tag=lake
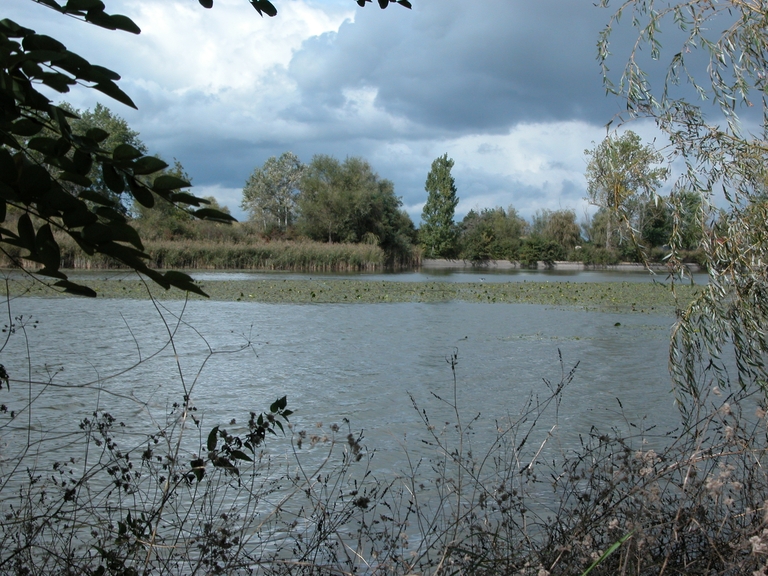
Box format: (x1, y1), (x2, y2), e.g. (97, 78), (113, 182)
(0, 270), (697, 571)
(0, 276), (682, 472)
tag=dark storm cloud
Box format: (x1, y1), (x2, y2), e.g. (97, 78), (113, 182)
(287, 1), (621, 133)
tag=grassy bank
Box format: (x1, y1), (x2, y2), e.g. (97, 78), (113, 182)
(2, 276), (699, 311)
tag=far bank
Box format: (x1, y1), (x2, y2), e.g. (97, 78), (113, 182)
(422, 258), (703, 273)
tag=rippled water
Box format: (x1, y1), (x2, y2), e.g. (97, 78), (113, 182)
(1, 296), (681, 470)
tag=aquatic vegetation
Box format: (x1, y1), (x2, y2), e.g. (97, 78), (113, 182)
(1, 276), (698, 312)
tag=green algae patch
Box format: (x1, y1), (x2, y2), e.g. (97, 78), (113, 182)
(1, 276), (699, 313)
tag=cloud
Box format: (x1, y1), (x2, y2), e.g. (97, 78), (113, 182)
(7, 0), (671, 224)
(286, 1), (621, 132)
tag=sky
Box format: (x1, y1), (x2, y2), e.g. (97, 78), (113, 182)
(7, 0), (672, 224)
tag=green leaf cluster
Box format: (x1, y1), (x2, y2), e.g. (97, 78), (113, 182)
(459, 206), (528, 263)
(0, 11), (234, 296)
(191, 396), (292, 482)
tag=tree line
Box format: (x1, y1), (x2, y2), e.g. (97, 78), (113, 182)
(7, 97), (705, 271)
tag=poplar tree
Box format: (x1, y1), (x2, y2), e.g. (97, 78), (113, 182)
(421, 154), (459, 258)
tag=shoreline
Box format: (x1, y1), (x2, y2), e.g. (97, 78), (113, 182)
(421, 259), (702, 272)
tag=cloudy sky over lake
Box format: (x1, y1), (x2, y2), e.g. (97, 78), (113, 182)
(8, 0), (671, 223)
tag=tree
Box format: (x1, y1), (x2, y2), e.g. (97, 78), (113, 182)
(532, 209), (583, 251)
(599, 1), (768, 401)
(459, 206), (527, 263)
(639, 196), (672, 248)
(242, 152), (305, 232)
(420, 153), (459, 258)
(297, 155), (414, 260)
(584, 131), (668, 250)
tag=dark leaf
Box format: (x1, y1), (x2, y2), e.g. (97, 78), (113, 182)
(40, 72), (75, 93)
(190, 458), (205, 482)
(163, 271), (208, 297)
(31, 0), (64, 12)
(78, 189), (115, 206)
(89, 64), (121, 82)
(193, 208), (237, 223)
(25, 49), (68, 63)
(59, 171), (93, 187)
(27, 136), (62, 156)
(92, 81), (137, 109)
(18, 165), (52, 200)
(61, 204), (98, 228)
(378, 0), (388, 7)
(132, 156), (168, 175)
(109, 14), (140, 34)
(207, 426), (219, 451)
(22, 34), (67, 52)
(249, 0), (277, 17)
(128, 180), (154, 208)
(37, 266), (67, 280)
(152, 175), (191, 192)
(85, 9), (117, 31)
(112, 143), (142, 161)
(53, 280), (97, 297)
(0, 19), (36, 37)
(94, 206), (126, 223)
(101, 163), (124, 193)
(65, 0), (106, 10)
(199, 0), (214, 7)
(105, 222), (143, 249)
(11, 119), (44, 137)
(17, 213), (36, 250)
(72, 148), (93, 175)
(230, 450), (253, 462)
(0, 201), (5, 223)
(0, 149), (17, 185)
(85, 127), (110, 143)
(81, 222), (113, 243)
(35, 224), (61, 270)
(170, 192), (205, 206)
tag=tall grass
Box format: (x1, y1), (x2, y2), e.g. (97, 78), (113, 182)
(1, 237), (421, 272)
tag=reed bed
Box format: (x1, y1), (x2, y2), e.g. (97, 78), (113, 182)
(1, 238), (410, 272)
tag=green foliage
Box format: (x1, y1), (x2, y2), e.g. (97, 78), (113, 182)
(241, 151), (305, 232)
(420, 153), (459, 258)
(639, 196), (672, 248)
(58, 102), (148, 213)
(518, 236), (565, 268)
(599, 0), (768, 401)
(584, 131), (668, 249)
(0, 8), (234, 297)
(297, 155), (415, 263)
(533, 208), (583, 250)
(459, 206), (527, 263)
